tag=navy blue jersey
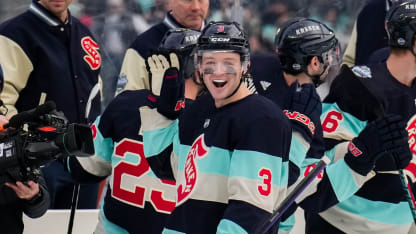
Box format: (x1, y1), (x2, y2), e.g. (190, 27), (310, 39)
(142, 93), (292, 233)
(0, 1), (101, 123)
(309, 63), (416, 233)
(68, 90), (176, 234)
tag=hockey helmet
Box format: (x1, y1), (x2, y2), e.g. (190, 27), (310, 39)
(158, 28), (201, 79)
(386, 0), (416, 49)
(275, 18), (339, 76)
(196, 21), (250, 64)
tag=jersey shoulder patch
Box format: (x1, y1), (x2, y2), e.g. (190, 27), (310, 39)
(351, 66), (372, 79)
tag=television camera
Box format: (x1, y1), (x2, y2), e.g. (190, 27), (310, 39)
(0, 101), (94, 183)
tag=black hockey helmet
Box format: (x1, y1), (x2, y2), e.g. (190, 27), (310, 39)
(196, 21), (250, 64)
(275, 17), (339, 77)
(195, 21), (250, 98)
(158, 28), (201, 79)
(386, 0), (416, 49)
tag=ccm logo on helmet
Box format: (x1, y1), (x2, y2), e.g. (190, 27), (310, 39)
(210, 37), (230, 42)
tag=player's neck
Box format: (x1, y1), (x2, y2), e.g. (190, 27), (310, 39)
(386, 52), (416, 87)
(283, 73), (313, 86)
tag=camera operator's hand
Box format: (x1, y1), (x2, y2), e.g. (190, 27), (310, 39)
(5, 181), (40, 200)
(146, 53), (185, 120)
(0, 115), (9, 136)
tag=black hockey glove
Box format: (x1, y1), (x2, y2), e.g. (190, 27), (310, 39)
(283, 82), (322, 143)
(345, 114), (411, 176)
(146, 53), (185, 120)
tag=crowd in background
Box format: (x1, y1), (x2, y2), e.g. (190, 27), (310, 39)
(0, 0), (366, 107)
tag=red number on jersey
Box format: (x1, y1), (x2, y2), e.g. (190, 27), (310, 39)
(304, 164), (323, 179)
(258, 168), (272, 196)
(322, 111), (343, 133)
(112, 139), (175, 213)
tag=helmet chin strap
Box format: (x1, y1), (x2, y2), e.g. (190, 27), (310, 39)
(224, 64), (248, 99)
(305, 64), (327, 87)
(225, 77), (244, 99)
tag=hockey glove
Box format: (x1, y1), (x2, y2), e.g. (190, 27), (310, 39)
(345, 114), (411, 176)
(146, 53), (185, 120)
(283, 82), (322, 143)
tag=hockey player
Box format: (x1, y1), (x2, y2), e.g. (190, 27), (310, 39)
(140, 21), (293, 233)
(305, 1), (416, 233)
(250, 17), (412, 234)
(64, 28), (202, 234)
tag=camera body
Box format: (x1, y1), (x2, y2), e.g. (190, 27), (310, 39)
(0, 102), (94, 183)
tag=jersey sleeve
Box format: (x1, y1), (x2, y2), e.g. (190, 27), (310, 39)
(140, 107), (177, 180)
(68, 116), (112, 183)
(283, 102), (375, 215)
(117, 48), (149, 94)
(0, 35), (33, 117)
(217, 115), (291, 233)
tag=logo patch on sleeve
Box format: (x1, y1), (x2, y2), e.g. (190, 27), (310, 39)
(407, 114), (416, 155)
(81, 36), (101, 70)
(351, 66), (372, 79)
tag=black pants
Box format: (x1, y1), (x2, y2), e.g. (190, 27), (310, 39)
(41, 160), (100, 209)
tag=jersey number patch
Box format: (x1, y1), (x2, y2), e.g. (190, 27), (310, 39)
(112, 139), (175, 214)
(322, 110), (343, 133)
(258, 168), (272, 196)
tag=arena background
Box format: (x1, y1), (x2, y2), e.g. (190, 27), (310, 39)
(0, 0), (365, 108)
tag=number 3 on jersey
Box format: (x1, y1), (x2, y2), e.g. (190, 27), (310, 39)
(258, 168), (272, 196)
(112, 139), (176, 214)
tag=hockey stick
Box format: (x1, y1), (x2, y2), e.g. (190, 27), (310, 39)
(255, 156), (331, 234)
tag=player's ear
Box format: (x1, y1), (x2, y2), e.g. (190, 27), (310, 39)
(309, 56), (321, 73)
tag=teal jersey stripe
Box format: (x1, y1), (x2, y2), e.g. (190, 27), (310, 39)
(100, 202), (129, 234)
(323, 144), (337, 162)
(230, 149), (287, 188)
(176, 146), (287, 187)
(279, 213), (295, 232)
(337, 195), (413, 225)
(177, 146), (230, 176)
(217, 219), (248, 234)
(321, 103), (367, 136)
(289, 134), (308, 167)
(92, 116), (114, 162)
(162, 228), (186, 234)
(143, 120), (178, 158)
(326, 158), (359, 202)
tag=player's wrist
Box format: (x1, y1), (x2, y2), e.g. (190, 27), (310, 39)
(26, 189), (43, 204)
